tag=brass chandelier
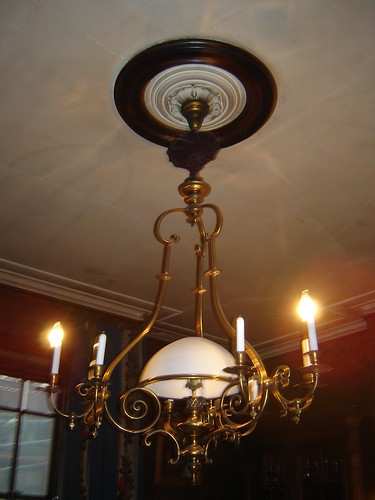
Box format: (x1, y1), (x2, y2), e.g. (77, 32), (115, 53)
(47, 39), (324, 484)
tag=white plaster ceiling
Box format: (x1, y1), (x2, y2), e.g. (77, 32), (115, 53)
(0, 0), (374, 351)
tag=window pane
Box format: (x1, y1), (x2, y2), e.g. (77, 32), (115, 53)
(21, 381), (54, 415)
(0, 410), (18, 494)
(0, 375), (21, 409)
(13, 414), (55, 496)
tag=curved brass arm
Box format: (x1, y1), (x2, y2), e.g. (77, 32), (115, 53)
(153, 207), (185, 244)
(144, 428), (181, 465)
(48, 377), (100, 417)
(48, 392), (94, 422)
(271, 365), (319, 422)
(198, 203), (223, 239)
(103, 203), (213, 383)
(205, 234), (268, 379)
(197, 202), (270, 422)
(103, 385), (162, 434)
(102, 204), (204, 427)
(102, 229), (178, 384)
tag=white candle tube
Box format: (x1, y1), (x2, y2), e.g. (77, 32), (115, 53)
(298, 290), (319, 352)
(307, 319), (318, 351)
(95, 333), (107, 365)
(51, 344), (62, 375)
(236, 316), (245, 352)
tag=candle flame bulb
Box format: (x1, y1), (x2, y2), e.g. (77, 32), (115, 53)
(48, 321), (64, 347)
(49, 321), (64, 375)
(298, 290), (317, 321)
(298, 290), (318, 352)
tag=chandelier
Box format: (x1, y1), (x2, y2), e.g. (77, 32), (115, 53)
(46, 39), (324, 485)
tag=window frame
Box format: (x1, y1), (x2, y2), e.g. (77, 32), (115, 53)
(0, 375), (57, 500)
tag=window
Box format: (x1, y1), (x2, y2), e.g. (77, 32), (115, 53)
(0, 375), (55, 499)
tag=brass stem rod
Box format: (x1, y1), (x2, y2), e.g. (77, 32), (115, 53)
(194, 244), (204, 337)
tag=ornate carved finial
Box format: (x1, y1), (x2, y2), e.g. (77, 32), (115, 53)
(167, 130), (220, 177)
(168, 87), (223, 129)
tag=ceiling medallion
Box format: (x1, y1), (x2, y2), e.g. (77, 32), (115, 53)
(114, 38), (277, 148)
(143, 63), (246, 131)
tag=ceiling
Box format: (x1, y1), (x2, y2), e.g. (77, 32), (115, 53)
(1, 1), (374, 354)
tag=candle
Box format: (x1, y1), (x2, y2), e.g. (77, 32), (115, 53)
(307, 318), (318, 351)
(236, 316), (245, 352)
(48, 322), (64, 375)
(95, 333), (107, 365)
(51, 344), (62, 375)
(298, 290), (318, 351)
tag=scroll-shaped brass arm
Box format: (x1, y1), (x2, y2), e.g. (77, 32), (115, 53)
(217, 381), (259, 437)
(103, 385), (162, 435)
(270, 364), (319, 423)
(102, 211), (183, 384)
(98, 207), (188, 430)
(47, 368), (106, 434)
(144, 429), (181, 465)
(47, 388), (94, 424)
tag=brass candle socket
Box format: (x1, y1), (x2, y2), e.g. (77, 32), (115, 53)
(88, 363), (105, 380)
(224, 351), (254, 376)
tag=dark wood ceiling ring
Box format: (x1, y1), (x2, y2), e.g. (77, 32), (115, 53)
(113, 38), (277, 149)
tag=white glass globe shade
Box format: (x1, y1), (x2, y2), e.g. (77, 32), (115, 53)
(139, 336), (236, 399)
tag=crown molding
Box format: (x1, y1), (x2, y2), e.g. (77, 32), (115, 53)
(0, 259), (181, 322)
(150, 314), (371, 360)
(0, 259), (373, 359)
(255, 318), (368, 359)
(151, 293), (375, 358)
(254, 291), (375, 358)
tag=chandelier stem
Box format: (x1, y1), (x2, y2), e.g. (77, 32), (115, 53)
(193, 244), (205, 337)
